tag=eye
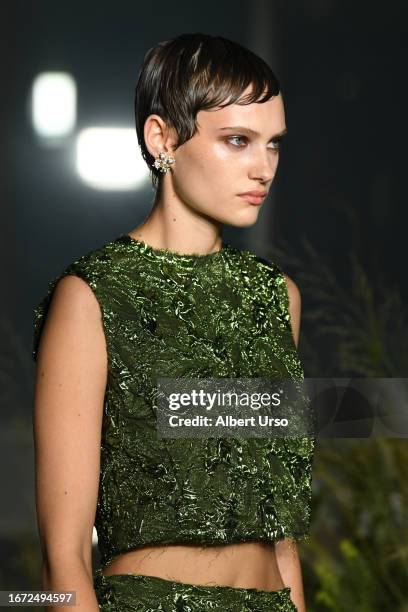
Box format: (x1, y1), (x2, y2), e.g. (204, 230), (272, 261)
(225, 135), (283, 151)
(268, 137), (283, 151)
(226, 135), (248, 147)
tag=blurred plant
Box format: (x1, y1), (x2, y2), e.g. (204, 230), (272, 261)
(270, 235), (408, 379)
(267, 221), (408, 610)
(303, 437), (408, 611)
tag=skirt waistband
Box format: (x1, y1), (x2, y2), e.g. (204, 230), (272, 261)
(93, 568), (296, 610)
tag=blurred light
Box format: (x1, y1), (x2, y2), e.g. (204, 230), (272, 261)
(31, 72), (77, 138)
(92, 527), (98, 546)
(76, 127), (149, 190)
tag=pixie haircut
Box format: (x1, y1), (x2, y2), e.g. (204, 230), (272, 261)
(135, 32), (280, 190)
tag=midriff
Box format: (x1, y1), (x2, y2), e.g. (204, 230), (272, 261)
(101, 541), (286, 591)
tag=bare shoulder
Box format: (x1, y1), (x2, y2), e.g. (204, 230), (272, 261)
(49, 273), (102, 315)
(283, 274), (301, 308)
(33, 272), (107, 568)
(283, 273), (302, 347)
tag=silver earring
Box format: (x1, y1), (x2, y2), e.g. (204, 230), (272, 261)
(152, 151), (175, 173)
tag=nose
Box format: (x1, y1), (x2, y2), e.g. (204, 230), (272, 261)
(248, 148), (277, 184)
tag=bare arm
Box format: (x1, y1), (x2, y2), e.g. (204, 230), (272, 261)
(275, 538), (306, 612)
(283, 273), (301, 348)
(275, 274), (306, 611)
(33, 275), (108, 611)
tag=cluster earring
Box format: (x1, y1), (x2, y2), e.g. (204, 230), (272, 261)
(152, 151), (175, 173)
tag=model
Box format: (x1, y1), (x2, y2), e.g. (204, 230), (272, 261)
(33, 33), (315, 612)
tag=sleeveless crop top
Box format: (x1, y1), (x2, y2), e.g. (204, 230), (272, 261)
(32, 233), (315, 569)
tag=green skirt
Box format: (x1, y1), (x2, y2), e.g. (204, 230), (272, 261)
(93, 569), (297, 611)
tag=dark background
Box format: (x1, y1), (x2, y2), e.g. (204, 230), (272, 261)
(1, 0), (407, 608)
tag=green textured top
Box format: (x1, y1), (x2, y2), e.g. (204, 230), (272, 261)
(32, 233), (315, 569)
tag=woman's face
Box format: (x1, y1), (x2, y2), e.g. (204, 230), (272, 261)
(167, 86), (287, 228)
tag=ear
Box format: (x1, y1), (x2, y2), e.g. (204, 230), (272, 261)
(144, 114), (178, 159)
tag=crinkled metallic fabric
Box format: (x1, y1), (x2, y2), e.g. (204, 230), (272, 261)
(33, 234), (315, 571)
(93, 569), (298, 611)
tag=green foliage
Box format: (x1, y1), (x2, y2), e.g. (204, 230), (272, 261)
(302, 438), (408, 611)
(268, 227), (408, 610)
(271, 235), (408, 379)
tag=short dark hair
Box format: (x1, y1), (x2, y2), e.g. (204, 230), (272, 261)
(134, 32), (280, 190)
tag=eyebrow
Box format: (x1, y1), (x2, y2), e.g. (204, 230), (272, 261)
(218, 126), (288, 140)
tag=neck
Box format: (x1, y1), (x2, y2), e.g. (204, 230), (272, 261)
(130, 180), (223, 256)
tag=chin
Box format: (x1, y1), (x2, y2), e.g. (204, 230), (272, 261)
(225, 209), (260, 228)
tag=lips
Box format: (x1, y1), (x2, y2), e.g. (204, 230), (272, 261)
(239, 191), (267, 197)
(238, 191), (267, 205)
